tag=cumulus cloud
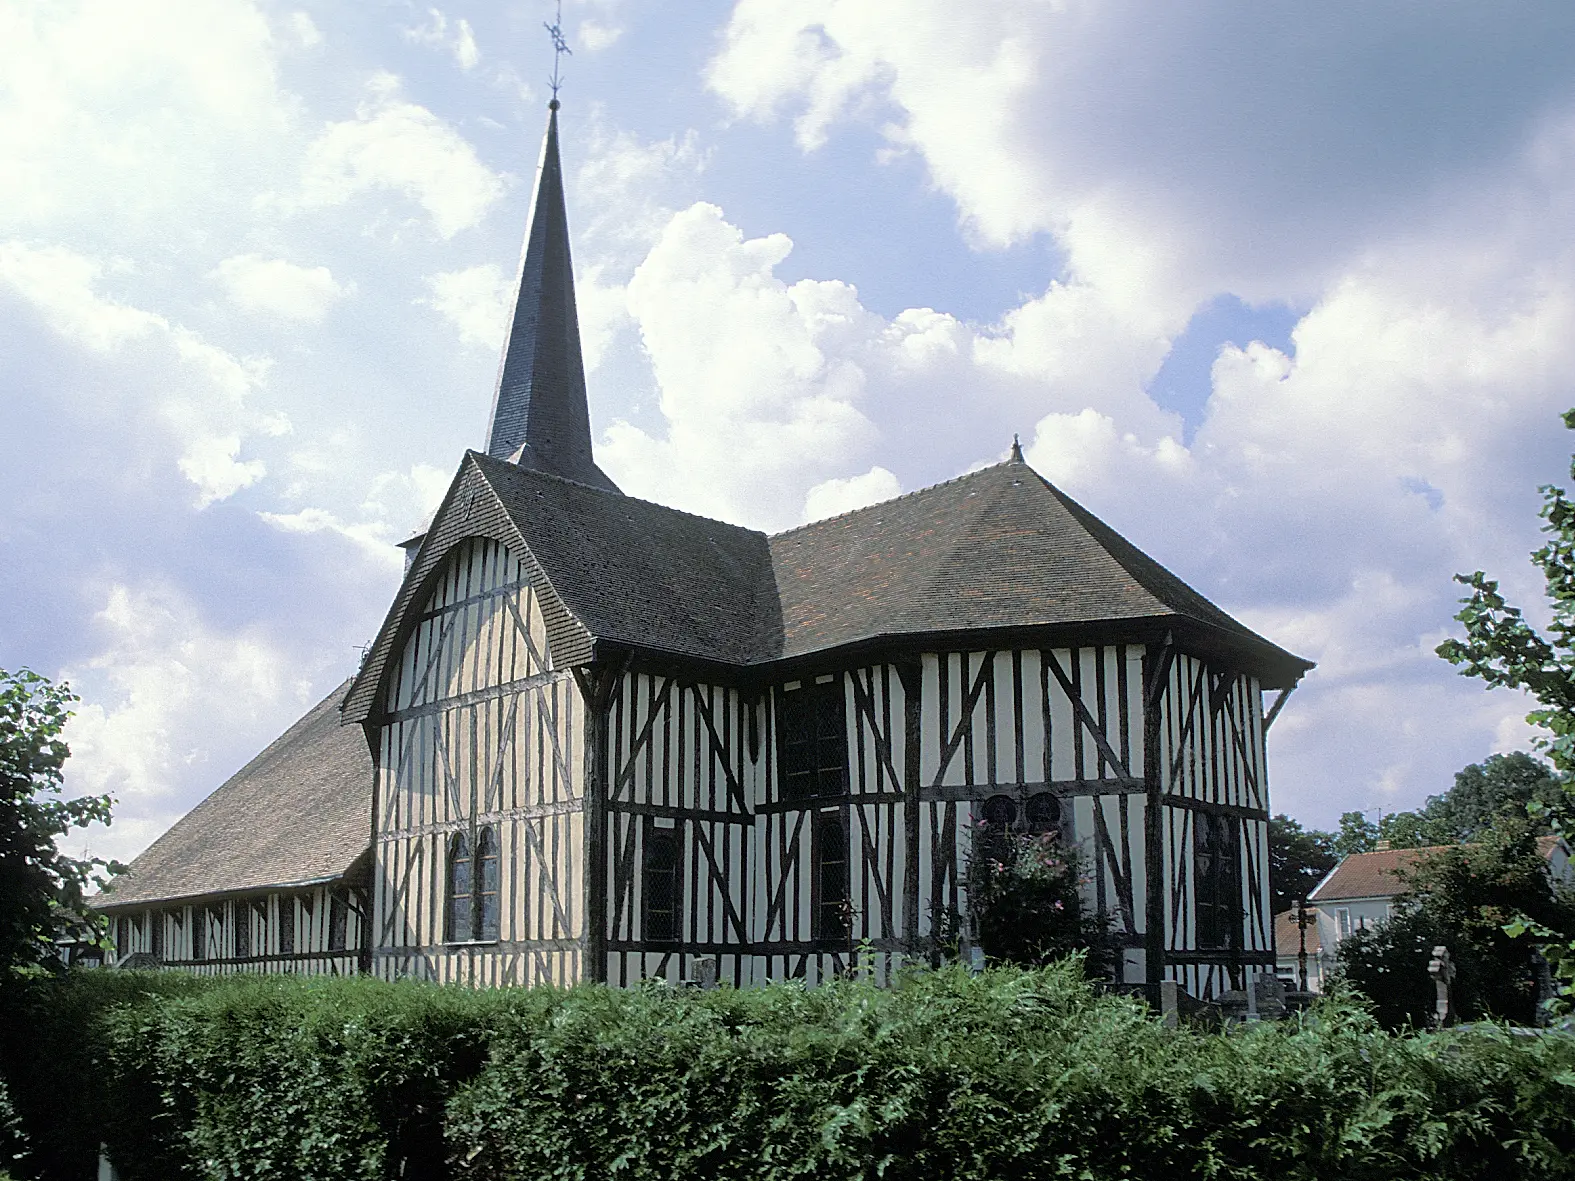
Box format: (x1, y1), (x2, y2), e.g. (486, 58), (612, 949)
(290, 73), (505, 238)
(0, 241), (283, 505)
(61, 582), (309, 862)
(284, 10), (321, 48)
(804, 466), (900, 520)
(424, 263), (511, 349)
(604, 202), (881, 526)
(0, 0), (292, 234)
(212, 253), (351, 321)
(402, 8), (480, 71)
(708, 1), (1575, 308)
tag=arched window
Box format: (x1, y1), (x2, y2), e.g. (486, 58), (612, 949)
(447, 833), (472, 943)
(476, 827), (500, 941)
(446, 828), (500, 943)
(980, 794), (1018, 868)
(1025, 793), (1060, 836)
(642, 827), (680, 943)
(815, 810), (850, 945)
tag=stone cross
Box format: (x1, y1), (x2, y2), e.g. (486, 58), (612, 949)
(1427, 945), (1455, 1028)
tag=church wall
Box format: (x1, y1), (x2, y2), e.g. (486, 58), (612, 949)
(1154, 654), (1274, 1000)
(106, 885), (365, 976)
(371, 536), (584, 987)
(911, 647), (1149, 978)
(601, 671), (755, 988)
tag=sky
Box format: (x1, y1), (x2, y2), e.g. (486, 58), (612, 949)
(6, 0), (1575, 865)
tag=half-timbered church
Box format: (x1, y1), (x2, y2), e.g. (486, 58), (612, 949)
(98, 100), (1312, 1000)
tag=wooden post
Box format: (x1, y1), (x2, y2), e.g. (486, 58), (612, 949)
(576, 662), (620, 984)
(1141, 639), (1173, 987)
(897, 660), (923, 958)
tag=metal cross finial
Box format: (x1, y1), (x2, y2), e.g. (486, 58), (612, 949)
(545, 0), (571, 104)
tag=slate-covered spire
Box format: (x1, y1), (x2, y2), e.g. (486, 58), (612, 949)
(485, 100), (619, 493)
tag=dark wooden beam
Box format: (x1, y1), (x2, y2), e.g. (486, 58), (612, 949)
(1262, 685), (1295, 734)
(896, 660), (923, 956)
(1142, 645), (1166, 987)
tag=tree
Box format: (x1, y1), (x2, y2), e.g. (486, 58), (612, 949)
(1429, 752), (1564, 841)
(0, 668), (120, 974)
(1333, 813), (1575, 1028)
(1436, 409), (1575, 782)
(1267, 814), (1337, 913)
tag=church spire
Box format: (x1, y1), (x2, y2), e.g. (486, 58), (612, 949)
(484, 99), (619, 493)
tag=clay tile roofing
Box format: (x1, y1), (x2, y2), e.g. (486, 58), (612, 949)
(1307, 847), (1453, 903)
(1274, 909), (1322, 955)
(95, 682), (371, 910)
(346, 452), (1311, 722)
(765, 460), (1304, 674)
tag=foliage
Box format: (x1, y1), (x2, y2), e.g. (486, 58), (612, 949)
(1269, 813), (1339, 912)
(1436, 409), (1575, 780)
(965, 827), (1112, 973)
(1333, 815), (1575, 1028)
(0, 669), (121, 975)
(1329, 757), (1564, 858)
(6, 967), (1575, 1181)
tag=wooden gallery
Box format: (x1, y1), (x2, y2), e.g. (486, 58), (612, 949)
(96, 101), (1312, 1002)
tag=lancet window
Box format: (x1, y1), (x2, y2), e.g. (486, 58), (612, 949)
(446, 827), (499, 943)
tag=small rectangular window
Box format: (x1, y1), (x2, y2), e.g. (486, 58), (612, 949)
(116, 917), (130, 960)
(1337, 908), (1352, 938)
(777, 677), (848, 802)
(278, 897), (295, 955)
(150, 911), (165, 961)
(643, 827), (680, 943)
(1193, 812), (1241, 950)
(234, 901), (251, 958)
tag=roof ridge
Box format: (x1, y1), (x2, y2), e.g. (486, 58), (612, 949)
(770, 460), (1015, 540)
(470, 450), (768, 539)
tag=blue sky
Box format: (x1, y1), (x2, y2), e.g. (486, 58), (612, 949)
(5, 0), (1575, 863)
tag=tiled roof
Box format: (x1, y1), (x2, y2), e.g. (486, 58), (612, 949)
(1308, 847), (1450, 902)
(1274, 909), (1322, 955)
(1310, 838), (1569, 905)
(345, 454), (1311, 721)
(95, 682), (371, 910)
(767, 460), (1291, 665)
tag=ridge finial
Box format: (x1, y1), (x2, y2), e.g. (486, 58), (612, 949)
(1010, 434), (1024, 463)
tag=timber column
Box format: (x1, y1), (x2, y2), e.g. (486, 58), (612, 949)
(1142, 638), (1174, 987)
(897, 660), (923, 957)
(575, 663), (620, 983)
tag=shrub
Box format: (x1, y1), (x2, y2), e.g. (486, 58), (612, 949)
(3, 965), (1575, 1181)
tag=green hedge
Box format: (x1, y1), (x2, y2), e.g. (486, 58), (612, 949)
(3, 965), (1574, 1180)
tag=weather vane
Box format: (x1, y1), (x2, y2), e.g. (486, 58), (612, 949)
(545, 0), (571, 103)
